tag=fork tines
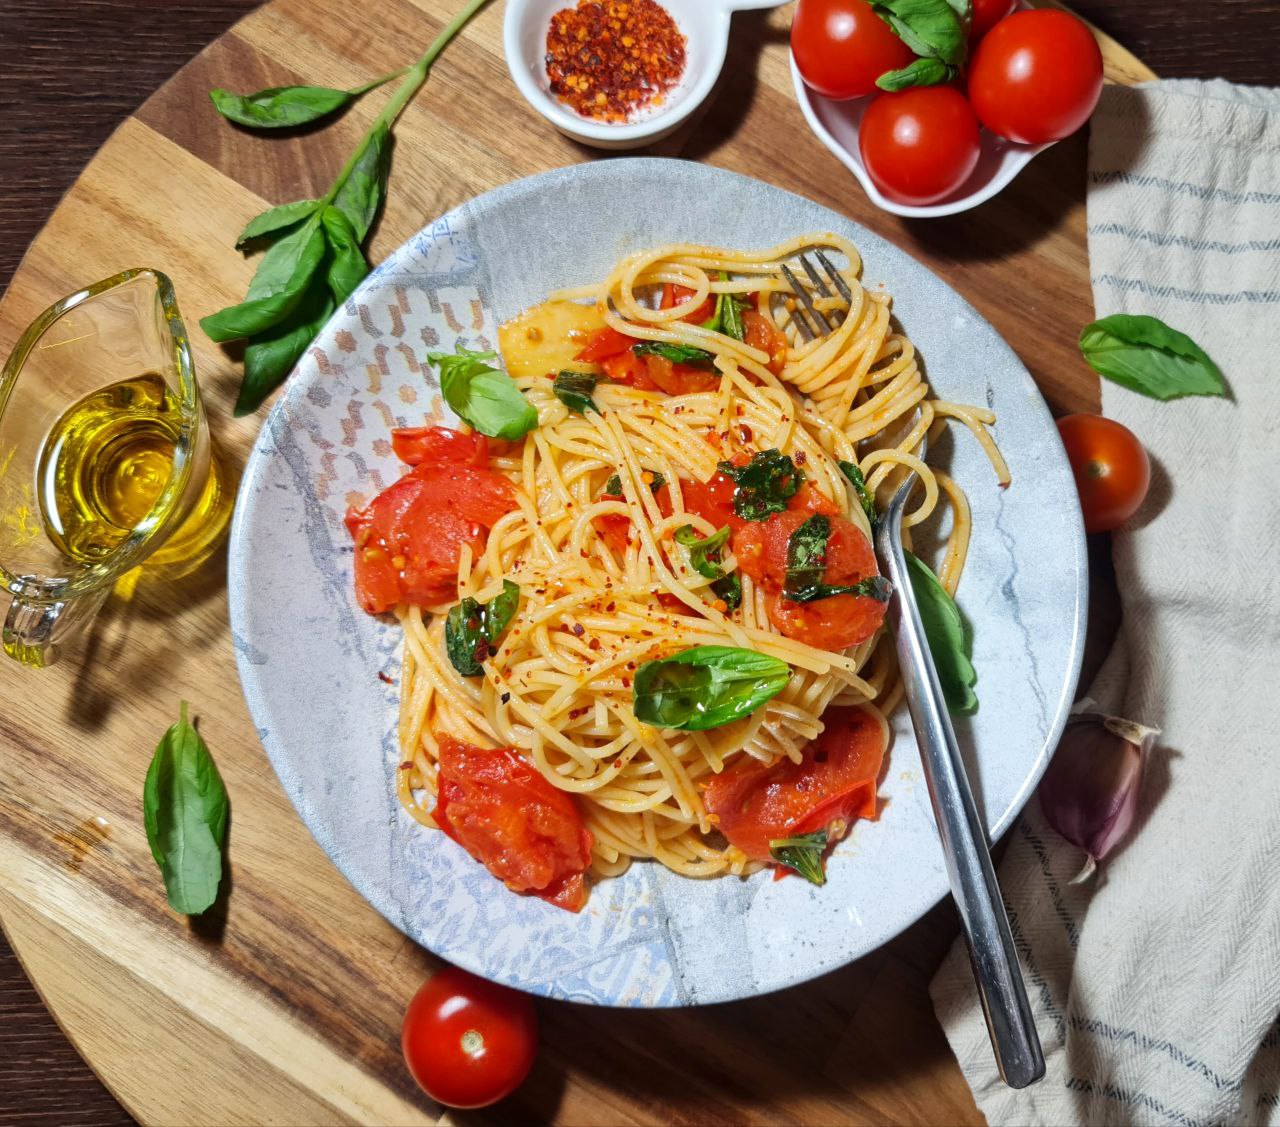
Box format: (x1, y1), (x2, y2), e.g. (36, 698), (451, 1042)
(782, 250), (851, 340)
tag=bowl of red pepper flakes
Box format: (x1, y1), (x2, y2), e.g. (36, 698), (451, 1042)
(504, 0), (792, 149)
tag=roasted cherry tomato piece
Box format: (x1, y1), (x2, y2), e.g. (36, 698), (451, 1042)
(575, 325), (635, 362)
(703, 706), (885, 860)
(600, 349), (658, 390)
(391, 425), (489, 468)
(643, 353), (719, 395)
(968, 10), (1103, 144)
(402, 966), (538, 1109)
(594, 484), (672, 555)
(859, 87), (982, 206)
(791, 0), (916, 100)
(660, 283), (716, 324)
(680, 471), (743, 533)
(435, 736), (594, 911)
(767, 589), (887, 651)
(1057, 413), (1150, 533)
(742, 310), (788, 375)
(732, 507), (873, 590)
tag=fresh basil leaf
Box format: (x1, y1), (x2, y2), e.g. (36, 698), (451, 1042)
(236, 278), (335, 416)
(333, 123), (391, 242)
(553, 371), (599, 414)
(1079, 314), (1227, 400)
(201, 221), (326, 342)
(710, 572), (742, 613)
(869, 0), (966, 65)
(674, 524), (730, 579)
(236, 199), (320, 248)
(320, 206), (369, 304)
(604, 470), (665, 496)
(839, 460), (878, 528)
(632, 341), (717, 369)
(718, 449), (804, 522)
(876, 57), (956, 91)
(905, 552), (976, 714)
(633, 646), (791, 731)
(720, 290), (747, 343)
(211, 85), (357, 129)
(142, 702), (229, 916)
(430, 345), (538, 441)
(784, 514), (893, 604)
(445, 580), (521, 677)
(769, 830), (828, 886)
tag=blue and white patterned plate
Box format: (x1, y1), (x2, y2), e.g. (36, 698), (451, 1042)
(229, 159), (1086, 1007)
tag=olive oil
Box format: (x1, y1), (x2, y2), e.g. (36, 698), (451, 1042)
(36, 373), (229, 571)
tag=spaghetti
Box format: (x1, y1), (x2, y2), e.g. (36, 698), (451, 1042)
(365, 233), (1008, 906)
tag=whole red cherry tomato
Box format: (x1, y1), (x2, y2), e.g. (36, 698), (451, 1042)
(1057, 414), (1150, 534)
(402, 967), (538, 1109)
(968, 0), (1017, 43)
(858, 87), (981, 206)
(968, 10), (1104, 144)
(791, 0), (915, 100)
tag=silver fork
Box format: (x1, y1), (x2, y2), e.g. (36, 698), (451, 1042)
(781, 263), (1045, 1089)
(780, 250), (851, 339)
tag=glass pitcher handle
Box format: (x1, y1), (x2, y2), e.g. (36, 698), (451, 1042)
(2, 581), (109, 667)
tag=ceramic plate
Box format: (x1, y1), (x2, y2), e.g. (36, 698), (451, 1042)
(229, 158), (1086, 1007)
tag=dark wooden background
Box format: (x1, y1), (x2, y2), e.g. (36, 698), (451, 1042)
(0, 1), (1273, 1122)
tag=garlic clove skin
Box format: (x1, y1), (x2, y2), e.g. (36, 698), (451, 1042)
(1038, 710), (1161, 882)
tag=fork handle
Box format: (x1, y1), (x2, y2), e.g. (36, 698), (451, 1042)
(879, 522), (1045, 1089)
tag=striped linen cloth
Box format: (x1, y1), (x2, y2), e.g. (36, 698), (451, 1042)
(930, 79), (1280, 1126)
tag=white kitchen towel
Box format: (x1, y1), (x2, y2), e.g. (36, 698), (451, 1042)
(930, 79), (1280, 1127)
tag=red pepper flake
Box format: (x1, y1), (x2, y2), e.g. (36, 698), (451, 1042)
(794, 449), (808, 465)
(569, 706), (590, 719)
(621, 676), (631, 688)
(399, 761), (413, 771)
(737, 424), (753, 444)
(500, 692), (511, 704)
(588, 638), (602, 651)
(572, 623), (586, 637)
(606, 601), (616, 612)
(546, 0), (687, 124)
(377, 671), (394, 684)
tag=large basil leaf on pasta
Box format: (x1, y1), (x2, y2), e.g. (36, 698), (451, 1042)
(905, 551), (977, 714)
(633, 646), (790, 731)
(429, 345), (538, 440)
(1078, 314), (1226, 400)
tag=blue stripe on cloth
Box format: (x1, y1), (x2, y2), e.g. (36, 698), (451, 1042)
(1090, 171), (1280, 206)
(1065, 1077), (1208, 1127)
(1088, 224), (1280, 254)
(1068, 1016), (1240, 1091)
(1092, 275), (1280, 305)
(1005, 897), (1066, 1040)
(1019, 821), (1081, 950)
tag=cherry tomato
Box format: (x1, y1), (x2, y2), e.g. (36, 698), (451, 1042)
(345, 464), (517, 614)
(660, 283), (716, 324)
(435, 736), (594, 911)
(859, 87), (981, 206)
(1057, 414), (1150, 534)
(642, 353), (719, 395)
(680, 470), (742, 533)
(742, 310), (788, 375)
(968, 0), (1016, 43)
(575, 325), (634, 362)
(791, 0), (916, 100)
(766, 589), (887, 651)
(390, 425), (489, 468)
(600, 350), (658, 390)
(968, 10), (1103, 144)
(703, 706), (884, 861)
(594, 483), (672, 555)
(402, 967), (537, 1109)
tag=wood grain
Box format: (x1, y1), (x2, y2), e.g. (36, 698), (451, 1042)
(0, 0), (1217, 1121)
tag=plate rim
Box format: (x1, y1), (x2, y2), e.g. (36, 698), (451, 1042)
(227, 156), (1088, 1007)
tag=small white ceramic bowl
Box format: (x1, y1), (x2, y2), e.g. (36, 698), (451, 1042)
(505, 0), (791, 150)
(788, 27), (1053, 217)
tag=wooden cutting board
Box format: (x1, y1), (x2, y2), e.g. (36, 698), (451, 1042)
(0, 1), (1151, 1122)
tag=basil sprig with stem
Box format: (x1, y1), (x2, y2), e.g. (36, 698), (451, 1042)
(784, 515), (893, 604)
(201, 0), (491, 415)
(674, 524), (731, 579)
(770, 831), (828, 885)
(839, 460), (878, 528)
(717, 449), (804, 522)
(445, 581), (521, 677)
(1079, 314), (1227, 400)
(210, 69), (407, 129)
(905, 552), (977, 714)
(143, 702), (229, 916)
(553, 371), (600, 415)
(632, 341), (717, 369)
(430, 345), (538, 440)
(633, 646), (791, 731)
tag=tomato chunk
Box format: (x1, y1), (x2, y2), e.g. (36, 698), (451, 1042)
(643, 353), (719, 395)
(594, 483), (672, 555)
(576, 325), (635, 363)
(733, 508), (871, 590)
(390, 425), (489, 468)
(743, 310), (788, 375)
(661, 283), (716, 324)
(601, 350), (658, 390)
(345, 464), (517, 614)
(767, 590), (886, 651)
(434, 736), (594, 912)
(703, 707), (884, 862)
(680, 470), (742, 532)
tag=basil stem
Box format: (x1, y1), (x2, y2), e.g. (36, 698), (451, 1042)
(769, 830), (828, 885)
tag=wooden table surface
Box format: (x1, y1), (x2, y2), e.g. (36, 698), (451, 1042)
(0, 1), (1272, 1124)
